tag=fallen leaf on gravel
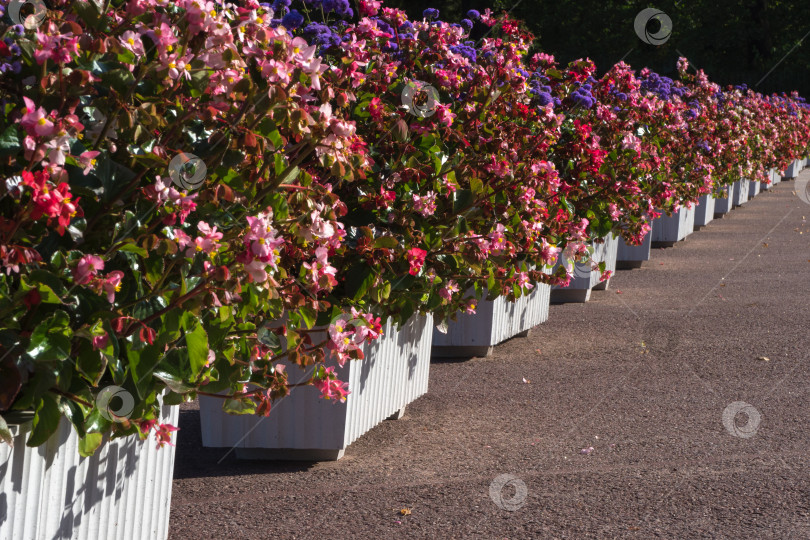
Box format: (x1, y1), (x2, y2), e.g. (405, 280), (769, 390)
(400, 508), (412, 516)
(758, 356), (770, 362)
(616, 290), (622, 294)
(580, 446), (594, 455)
(522, 377), (530, 384)
(762, 243), (769, 248)
(720, 283), (725, 287)
(535, 348), (542, 354)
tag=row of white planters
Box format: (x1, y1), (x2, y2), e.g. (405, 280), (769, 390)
(550, 234), (619, 303)
(617, 164), (789, 269)
(0, 404), (178, 540)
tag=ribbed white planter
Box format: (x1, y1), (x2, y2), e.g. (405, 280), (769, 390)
(550, 234), (618, 303)
(732, 178), (750, 207)
(694, 194), (715, 229)
(748, 179), (761, 198)
(651, 205), (695, 246)
(0, 404), (178, 540)
(199, 313), (432, 461)
(432, 283), (550, 358)
(772, 168), (781, 184)
(616, 232), (651, 269)
(714, 183), (735, 215)
(783, 160), (801, 179)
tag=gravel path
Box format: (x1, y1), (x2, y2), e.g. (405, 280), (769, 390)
(170, 175), (810, 539)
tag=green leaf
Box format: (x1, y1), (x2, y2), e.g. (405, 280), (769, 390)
(298, 306), (317, 330)
(373, 236), (399, 249)
(78, 433), (104, 457)
(128, 344), (163, 399)
(184, 322), (209, 379)
(344, 264), (375, 301)
(452, 189), (475, 214)
(20, 276), (63, 305)
(27, 394), (61, 447)
(118, 242), (148, 257)
(0, 125), (21, 157)
(26, 310), (72, 363)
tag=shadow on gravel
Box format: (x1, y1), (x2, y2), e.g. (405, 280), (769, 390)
(172, 407), (317, 480)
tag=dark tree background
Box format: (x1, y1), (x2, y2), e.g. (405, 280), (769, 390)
(383, 0), (810, 96)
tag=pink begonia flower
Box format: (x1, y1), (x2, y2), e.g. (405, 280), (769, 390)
(488, 224), (507, 252)
(302, 247), (338, 292)
(621, 133), (641, 153)
(539, 238), (561, 267)
(435, 104), (456, 127)
(359, 0), (382, 16)
(92, 333), (109, 351)
(78, 150), (101, 175)
(244, 259), (268, 282)
(73, 255), (104, 285)
(314, 366), (350, 403)
(120, 30), (146, 57)
(413, 191), (437, 217)
(44, 133), (71, 165)
(20, 97), (56, 138)
(464, 299), (478, 315)
(405, 247), (427, 276)
(608, 203), (621, 221)
(309, 210), (335, 239)
(155, 423), (178, 449)
(516, 272), (534, 290)
(261, 59), (291, 84)
(100, 271), (124, 303)
(439, 280), (459, 302)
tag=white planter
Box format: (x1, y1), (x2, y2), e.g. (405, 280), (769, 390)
(732, 178), (750, 207)
(770, 168), (780, 185)
(1, 404), (178, 540)
(550, 233), (618, 303)
(748, 179), (761, 198)
(616, 232), (652, 269)
(651, 205), (695, 246)
(199, 313), (432, 460)
(432, 283), (550, 358)
(714, 183), (735, 215)
(694, 194), (715, 228)
(783, 160), (800, 179)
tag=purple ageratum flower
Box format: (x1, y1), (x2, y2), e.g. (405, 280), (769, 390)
(536, 92), (554, 107)
(460, 18), (473, 31)
(423, 8), (440, 20)
(449, 44), (476, 63)
(272, 0), (291, 12)
(467, 9), (481, 20)
(281, 9), (304, 29)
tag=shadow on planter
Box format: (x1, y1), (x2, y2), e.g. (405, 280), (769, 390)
(431, 283), (550, 359)
(199, 314), (433, 461)
(0, 404), (177, 540)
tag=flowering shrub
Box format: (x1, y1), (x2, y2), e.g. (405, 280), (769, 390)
(1, 0), (808, 454)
